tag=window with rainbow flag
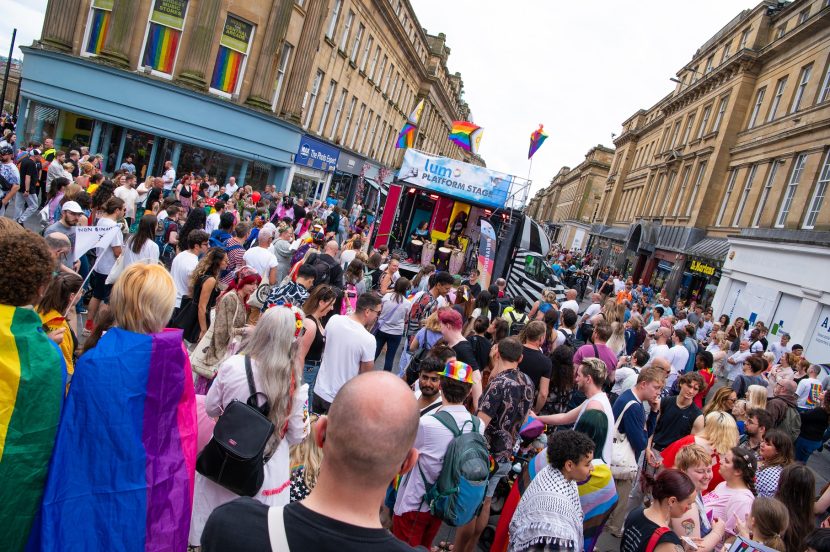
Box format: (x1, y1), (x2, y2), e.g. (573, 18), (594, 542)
(84, 0), (112, 55)
(141, 0), (189, 75)
(210, 14), (255, 96)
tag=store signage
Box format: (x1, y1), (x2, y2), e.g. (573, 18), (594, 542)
(805, 304), (830, 363)
(296, 135), (339, 172)
(336, 151), (363, 175)
(220, 15), (254, 53)
(398, 149), (510, 209)
(689, 260), (716, 276)
(150, 0), (188, 29)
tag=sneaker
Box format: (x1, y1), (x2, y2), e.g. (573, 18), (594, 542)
(77, 306), (88, 315)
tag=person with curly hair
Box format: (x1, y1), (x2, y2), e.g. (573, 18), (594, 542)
(181, 247), (227, 343)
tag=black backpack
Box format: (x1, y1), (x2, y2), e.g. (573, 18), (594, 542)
(307, 253), (333, 286)
(560, 328), (584, 350)
(195, 356), (274, 497)
(507, 311), (528, 336)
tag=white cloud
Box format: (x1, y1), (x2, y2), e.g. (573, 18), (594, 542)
(409, 0), (753, 196)
(0, 0), (48, 60)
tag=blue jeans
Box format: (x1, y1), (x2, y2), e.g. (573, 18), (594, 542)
(795, 436), (823, 463)
(375, 330), (403, 372)
(303, 360), (321, 407)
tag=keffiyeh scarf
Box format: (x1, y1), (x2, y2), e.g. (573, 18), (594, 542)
(509, 466), (583, 552)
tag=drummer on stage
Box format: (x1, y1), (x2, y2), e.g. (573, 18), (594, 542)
(408, 220), (430, 262)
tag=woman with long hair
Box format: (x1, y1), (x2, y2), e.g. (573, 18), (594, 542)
(469, 289), (492, 324)
(46, 176), (70, 223)
(662, 411), (740, 494)
(487, 316), (509, 344)
(528, 288), (557, 321)
(746, 384), (767, 410)
(120, 215), (160, 270)
(375, 277), (412, 373)
(733, 497), (788, 552)
(671, 445), (727, 552)
(176, 174), (193, 213)
(702, 446), (757, 539)
(756, 428), (794, 497)
(188, 247), (227, 343)
(703, 386), (738, 418)
(177, 207), (207, 252)
(193, 266), (261, 394)
(411, 263), (435, 294)
(621, 469), (696, 551)
(706, 331), (730, 379)
(39, 264), (196, 550)
(541, 308), (560, 355)
(37, 272), (83, 380)
(189, 306), (309, 546)
(776, 464), (816, 552)
(726, 317), (746, 352)
(378, 257), (399, 295)
(89, 178), (115, 224)
(542, 344), (576, 415)
(289, 413), (323, 502)
(298, 284), (338, 405)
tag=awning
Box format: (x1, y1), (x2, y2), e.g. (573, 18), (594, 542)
(686, 237), (730, 260)
(593, 225), (628, 242)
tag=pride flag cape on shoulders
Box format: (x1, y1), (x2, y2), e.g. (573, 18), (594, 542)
(37, 327), (197, 551)
(0, 305), (65, 551)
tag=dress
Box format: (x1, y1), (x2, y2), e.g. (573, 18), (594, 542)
(189, 354), (309, 546)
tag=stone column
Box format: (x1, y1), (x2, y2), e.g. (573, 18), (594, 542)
(245, 0), (294, 110)
(99, 0), (143, 68)
(279, 0), (331, 124)
(176, 0), (223, 90)
(40, 0), (83, 52)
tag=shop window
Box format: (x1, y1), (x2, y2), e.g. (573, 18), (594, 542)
(210, 14), (255, 97)
(23, 102), (94, 152)
(83, 0), (112, 56)
(141, 0), (189, 76)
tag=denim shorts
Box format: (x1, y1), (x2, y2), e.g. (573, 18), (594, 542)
(486, 461), (512, 498)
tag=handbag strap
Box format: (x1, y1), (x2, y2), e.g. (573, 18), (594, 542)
(614, 400), (638, 433)
(244, 355), (270, 417)
(267, 505), (290, 551)
(377, 297), (404, 327)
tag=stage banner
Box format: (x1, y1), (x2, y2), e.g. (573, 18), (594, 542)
(478, 220), (496, 290)
(398, 149), (510, 209)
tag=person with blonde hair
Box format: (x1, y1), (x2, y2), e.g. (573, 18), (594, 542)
(189, 306), (310, 546)
(671, 444), (727, 551)
(746, 385), (767, 410)
(37, 264), (197, 550)
(288, 413), (324, 502)
(703, 386), (737, 418)
(732, 497), (788, 552)
(661, 411), (740, 494)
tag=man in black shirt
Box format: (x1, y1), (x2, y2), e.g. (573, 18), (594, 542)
(518, 320), (553, 412)
(462, 268), (482, 299)
(201, 371), (422, 552)
(648, 371), (705, 455)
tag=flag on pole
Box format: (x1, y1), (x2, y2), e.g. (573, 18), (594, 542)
(73, 225), (122, 262)
(407, 98), (425, 125)
(449, 121), (484, 154)
(528, 124), (548, 159)
(396, 99), (426, 150)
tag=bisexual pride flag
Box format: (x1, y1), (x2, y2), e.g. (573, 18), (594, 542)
(37, 328), (197, 551)
(0, 305), (65, 551)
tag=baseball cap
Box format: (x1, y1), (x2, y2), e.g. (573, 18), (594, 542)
(30, 148), (42, 156)
(0, 145), (13, 156)
(61, 201), (84, 214)
(440, 360), (475, 384)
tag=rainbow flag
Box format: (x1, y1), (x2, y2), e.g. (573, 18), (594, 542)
(528, 124), (548, 159)
(396, 122), (417, 149)
(142, 23), (180, 74)
(85, 9), (111, 55)
(0, 305), (65, 551)
(211, 46), (244, 93)
(36, 328), (197, 551)
(449, 121), (483, 154)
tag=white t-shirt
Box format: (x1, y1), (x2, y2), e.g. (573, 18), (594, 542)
(613, 278), (624, 293)
(394, 405), (486, 515)
(725, 350), (752, 381)
(114, 186), (139, 219)
(205, 212), (221, 234)
(94, 217), (124, 274)
(314, 314), (376, 402)
(644, 318), (661, 335)
(769, 341), (792, 364)
(170, 250), (199, 307)
(225, 182), (239, 196)
(243, 246), (278, 282)
(340, 249), (357, 269)
(796, 377), (823, 409)
(667, 344), (690, 385)
(378, 294), (412, 335)
(581, 302), (602, 322)
(163, 168), (176, 190)
(560, 299), (580, 315)
(120, 238), (159, 270)
(647, 343), (671, 365)
(157, 210), (169, 222)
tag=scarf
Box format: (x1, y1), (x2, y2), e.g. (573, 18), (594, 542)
(509, 466), (583, 552)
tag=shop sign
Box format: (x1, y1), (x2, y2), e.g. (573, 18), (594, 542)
(296, 135), (339, 172)
(805, 304), (830, 363)
(689, 260), (716, 276)
(219, 15), (254, 53)
(336, 151), (363, 175)
(398, 149), (510, 209)
(150, 0), (188, 29)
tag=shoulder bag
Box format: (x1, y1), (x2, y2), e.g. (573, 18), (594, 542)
(191, 296), (242, 379)
(610, 400), (640, 480)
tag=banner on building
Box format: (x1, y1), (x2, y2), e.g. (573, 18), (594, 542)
(150, 0), (188, 29)
(74, 225), (122, 263)
(477, 220), (496, 290)
(296, 135), (339, 172)
(220, 15), (253, 52)
(805, 304), (830, 364)
(398, 149), (511, 209)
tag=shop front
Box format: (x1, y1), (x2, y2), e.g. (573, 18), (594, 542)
(288, 135), (339, 203)
(327, 150), (363, 208)
(642, 249), (686, 297)
(677, 237), (730, 308)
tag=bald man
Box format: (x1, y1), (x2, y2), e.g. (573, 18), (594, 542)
(766, 377), (801, 441)
(202, 372), (421, 551)
(44, 232), (78, 275)
(308, 239), (343, 289)
(560, 288), (580, 315)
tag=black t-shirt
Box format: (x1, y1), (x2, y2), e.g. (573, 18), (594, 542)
(201, 497), (422, 552)
(18, 157), (40, 190)
(800, 407), (830, 441)
(518, 346), (552, 392)
(146, 187), (162, 208)
(463, 281), (482, 298)
(467, 334), (492, 372)
(652, 397), (702, 451)
(452, 339), (480, 371)
(621, 507), (682, 552)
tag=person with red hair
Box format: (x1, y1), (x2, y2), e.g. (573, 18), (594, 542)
(437, 307), (482, 408)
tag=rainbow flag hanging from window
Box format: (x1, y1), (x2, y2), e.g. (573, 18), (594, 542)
(36, 328), (197, 550)
(211, 46), (244, 93)
(143, 23), (180, 74)
(449, 120), (484, 154)
(85, 9), (111, 55)
(0, 305), (65, 550)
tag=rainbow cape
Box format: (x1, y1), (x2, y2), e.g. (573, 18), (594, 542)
(37, 328), (197, 551)
(528, 124), (548, 159)
(449, 121), (483, 154)
(0, 305), (65, 551)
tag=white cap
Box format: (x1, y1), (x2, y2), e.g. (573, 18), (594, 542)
(61, 201), (84, 214)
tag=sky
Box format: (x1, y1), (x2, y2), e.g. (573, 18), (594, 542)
(1, 0), (754, 197)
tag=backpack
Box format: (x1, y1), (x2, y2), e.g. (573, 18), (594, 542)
(307, 253), (333, 286)
(340, 283), (358, 315)
(363, 268), (380, 291)
(420, 411), (490, 527)
(154, 218), (177, 266)
(408, 293), (435, 334)
(779, 405), (801, 442)
(560, 328), (584, 350)
(325, 212), (336, 229)
(507, 311), (528, 336)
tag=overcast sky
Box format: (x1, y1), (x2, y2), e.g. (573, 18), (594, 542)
(3, 0), (754, 197)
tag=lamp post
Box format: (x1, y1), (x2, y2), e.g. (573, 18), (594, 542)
(0, 28), (16, 114)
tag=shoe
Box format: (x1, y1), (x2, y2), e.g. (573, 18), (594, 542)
(77, 306), (88, 315)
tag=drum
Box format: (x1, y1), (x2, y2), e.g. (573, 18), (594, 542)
(436, 247), (452, 271)
(421, 241), (436, 267)
(449, 248), (465, 274)
(409, 239), (423, 263)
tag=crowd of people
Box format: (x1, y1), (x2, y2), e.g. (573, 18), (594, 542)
(1, 130), (830, 552)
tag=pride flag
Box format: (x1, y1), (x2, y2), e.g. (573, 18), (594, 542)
(396, 122), (417, 149)
(211, 46), (244, 93)
(528, 124), (548, 159)
(0, 305), (65, 550)
(85, 9), (111, 55)
(37, 328), (197, 551)
(449, 120), (484, 154)
(142, 23), (181, 74)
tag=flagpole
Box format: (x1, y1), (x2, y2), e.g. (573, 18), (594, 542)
(527, 157), (533, 184)
(63, 254), (104, 319)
